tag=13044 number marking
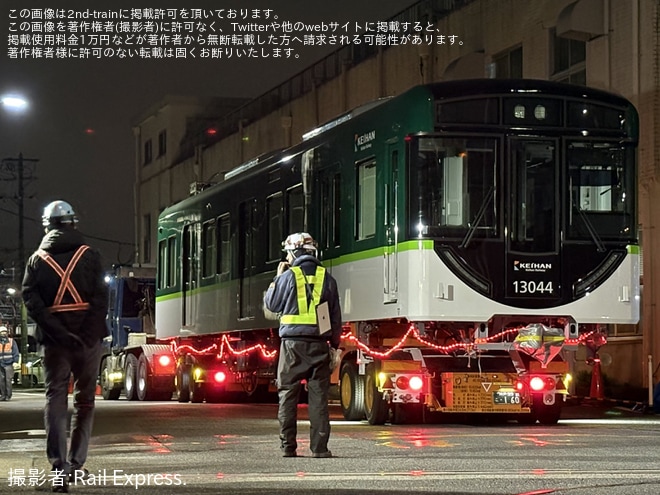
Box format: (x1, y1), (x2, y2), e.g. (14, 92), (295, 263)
(513, 280), (553, 294)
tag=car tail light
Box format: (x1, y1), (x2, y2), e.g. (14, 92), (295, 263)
(213, 371), (226, 383)
(395, 375), (424, 392)
(158, 355), (171, 367)
(529, 377), (545, 391)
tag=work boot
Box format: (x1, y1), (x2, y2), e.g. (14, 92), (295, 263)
(311, 450), (333, 458)
(50, 471), (69, 493)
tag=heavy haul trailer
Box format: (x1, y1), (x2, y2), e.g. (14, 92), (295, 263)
(152, 79), (639, 423)
(99, 265), (176, 401)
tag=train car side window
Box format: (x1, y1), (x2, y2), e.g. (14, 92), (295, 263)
(166, 235), (176, 287)
(356, 158), (377, 240)
(267, 193), (284, 261)
(202, 219), (217, 278)
(218, 214), (231, 280)
(157, 239), (167, 289)
(287, 185), (304, 233)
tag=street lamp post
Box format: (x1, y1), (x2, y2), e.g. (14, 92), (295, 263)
(1, 94), (34, 386)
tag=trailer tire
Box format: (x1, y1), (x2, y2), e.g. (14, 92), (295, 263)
(190, 381), (205, 403)
(100, 357), (120, 400)
(364, 363), (389, 425)
(124, 354), (139, 401)
(534, 394), (562, 425)
(339, 361), (365, 421)
(176, 366), (191, 403)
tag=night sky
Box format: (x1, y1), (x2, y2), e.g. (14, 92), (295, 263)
(0, 0), (418, 277)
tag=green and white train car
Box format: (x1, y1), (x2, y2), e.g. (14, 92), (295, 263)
(155, 79), (639, 422)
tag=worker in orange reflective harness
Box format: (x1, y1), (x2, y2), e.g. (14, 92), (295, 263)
(22, 200), (108, 493)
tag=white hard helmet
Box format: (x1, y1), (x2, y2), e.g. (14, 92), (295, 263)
(282, 232), (317, 257)
(42, 200), (78, 230)
(0, 326), (8, 335)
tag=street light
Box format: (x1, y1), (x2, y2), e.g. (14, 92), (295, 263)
(1, 95), (29, 113)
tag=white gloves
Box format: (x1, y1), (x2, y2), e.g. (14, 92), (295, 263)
(329, 347), (342, 371)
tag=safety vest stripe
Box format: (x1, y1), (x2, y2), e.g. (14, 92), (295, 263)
(0, 340), (13, 355)
(36, 245), (91, 313)
(280, 266), (326, 325)
(50, 303), (91, 313)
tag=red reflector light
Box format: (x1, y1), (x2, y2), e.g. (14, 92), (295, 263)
(409, 376), (424, 391)
(515, 381), (525, 391)
(214, 371), (226, 383)
(529, 377), (545, 391)
(158, 355), (171, 367)
(395, 376), (409, 390)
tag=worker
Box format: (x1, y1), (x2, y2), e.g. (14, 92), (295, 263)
(22, 200), (109, 493)
(264, 232), (343, 458)
(0, 325), (19, 400)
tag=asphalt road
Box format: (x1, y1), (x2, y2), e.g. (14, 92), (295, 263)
(1, 391), (659, 495)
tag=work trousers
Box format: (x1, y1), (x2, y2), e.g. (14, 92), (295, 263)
(0, 363), (13, 399)
(43, 340), (102, 472)
(277, 339), (331, 454)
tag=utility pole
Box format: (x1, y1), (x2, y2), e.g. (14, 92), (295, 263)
(1, 153), (38, 384)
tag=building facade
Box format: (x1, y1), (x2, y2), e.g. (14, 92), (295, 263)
(134, 0), (659, 396)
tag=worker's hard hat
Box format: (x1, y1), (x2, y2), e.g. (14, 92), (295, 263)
(282, 232), (317, 256)
(42, 200), (78, 230)
(0, 326), (8, 334)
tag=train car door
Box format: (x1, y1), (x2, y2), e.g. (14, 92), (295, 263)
(506, 139), (562, 305)
(238, 199), (255, 320)
(182, 223), (201, 327)
(384, 142), (399, 303)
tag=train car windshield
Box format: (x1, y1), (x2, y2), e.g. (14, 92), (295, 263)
(410, 136), (497, 239)
(567, 141), (635, 242)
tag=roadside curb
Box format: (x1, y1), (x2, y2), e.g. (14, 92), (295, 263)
(567, 395), (653, 414)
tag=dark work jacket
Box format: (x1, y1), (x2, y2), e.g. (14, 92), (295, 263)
(263, 254), (343, 349)
(22, 227), (109, 348)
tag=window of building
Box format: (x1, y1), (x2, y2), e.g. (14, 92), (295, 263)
(158, 130), (167, 157)
(267, 193), (283, 261)
(202, 219), (217, 278)
(493, 46), (522, 78)
(142, 213), (151, 263)
(551, 29), (586, 85)
(356, 159), (377, 240)
(143, 139), (153, 165)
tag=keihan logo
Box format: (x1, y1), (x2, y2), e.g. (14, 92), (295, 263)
(354, 130), (375, 151)
(514, 260), (552, 272)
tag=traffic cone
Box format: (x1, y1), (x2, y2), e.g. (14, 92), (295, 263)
(589, 356), (604, 399)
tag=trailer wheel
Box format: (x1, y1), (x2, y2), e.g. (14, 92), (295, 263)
(392, 403), (423, 425)
(190, 381), (205, 403)
(534, 394), (563, 425)
(100, 357), (120, 400)
(339, 361), (365, 421)
(124, 354), (139, 401)
(176, 365), (191, 403)
(137, 354), (159, 401)
(364, 363), (389, 425)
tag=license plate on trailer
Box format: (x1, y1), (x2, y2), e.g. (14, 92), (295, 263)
(493, 391), (520, 405)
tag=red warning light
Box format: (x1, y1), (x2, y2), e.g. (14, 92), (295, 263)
(158, 355), (171, 367)
(206, 128), (217, 136)
(84, 128), (95, 135)
(214, 371), (227, 383)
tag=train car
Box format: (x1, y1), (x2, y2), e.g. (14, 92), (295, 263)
(155, 79), (639, 422)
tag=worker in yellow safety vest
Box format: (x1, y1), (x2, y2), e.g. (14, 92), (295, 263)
(264, 232), (343, 459)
